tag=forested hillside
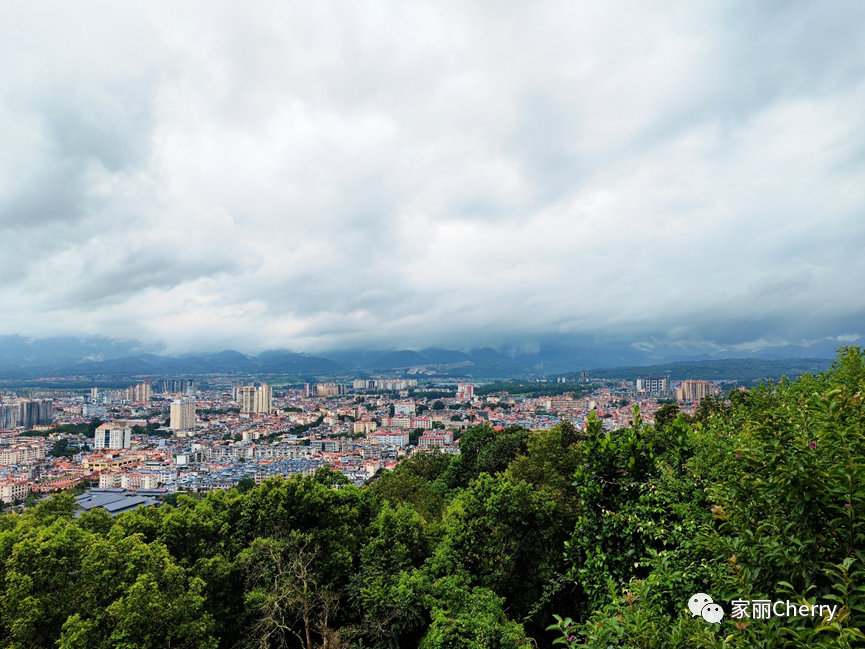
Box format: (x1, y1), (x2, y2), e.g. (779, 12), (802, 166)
(0, 348), (863, 648)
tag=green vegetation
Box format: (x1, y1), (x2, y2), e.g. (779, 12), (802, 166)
(49, 439), (77, 458)
(549, 346), (865, 648)
(0, 348), (862, 647)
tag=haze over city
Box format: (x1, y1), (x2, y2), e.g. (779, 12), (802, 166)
(1, 1), (863, 358)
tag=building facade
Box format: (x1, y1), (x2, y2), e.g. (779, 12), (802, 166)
(239, 385), (273, 414)
(94, 424), (132, 450)
(636, 376), (669, 395)
(170, 397), (196, 432)
(677, 380), (713, 402)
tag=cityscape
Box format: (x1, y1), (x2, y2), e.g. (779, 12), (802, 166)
(0, 372), (722, 511)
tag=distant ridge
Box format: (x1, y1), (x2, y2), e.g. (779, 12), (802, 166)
(562, 357), (834, 384)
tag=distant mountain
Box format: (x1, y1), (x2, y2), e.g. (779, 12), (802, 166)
(561, 357), (835, 384)
(375, 350), (430, 369)
(0, 334), (852, 382)
(0, 341), (342, 380)
(419, 349), (471, 364)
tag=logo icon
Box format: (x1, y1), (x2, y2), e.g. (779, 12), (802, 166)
(688, 593), (724, 624)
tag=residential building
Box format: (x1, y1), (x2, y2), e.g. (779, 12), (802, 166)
(677, 380), (713, 403)
(0, 399), (53, 430)
(456, 383), (475, 400)
(353, 421), (378, 435)
(314, 383), (346, 397)
(310, 440), (341, 453)
(636, 376), (669, 396)
(394, 403), (416, 416)
(94, 423), (132, 450)
(418, 431), (454, 448)
(120, 473), (160, 490)
(369, 431), (410, 447)
(0, 480), (29, 503)
(255, 384), (273, 414)
(83, 455), (141, 471)
(239, 385), (273, 414)
(126, 382), (152, 402)
(99, 472), (122, 488)
(170, 397), (196, 431)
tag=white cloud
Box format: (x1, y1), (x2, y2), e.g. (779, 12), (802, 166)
(0, 0), (863, 354)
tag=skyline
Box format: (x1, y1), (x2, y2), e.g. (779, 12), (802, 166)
(1, 1), (864, 355)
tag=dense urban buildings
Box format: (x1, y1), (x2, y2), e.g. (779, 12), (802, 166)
(0, 399), (54, 430)
(0, 370), (727, 508)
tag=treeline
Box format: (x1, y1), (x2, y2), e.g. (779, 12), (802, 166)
(0, 349), (863, 648)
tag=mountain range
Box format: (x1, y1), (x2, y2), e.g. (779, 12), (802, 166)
(0, 335), (852, 381)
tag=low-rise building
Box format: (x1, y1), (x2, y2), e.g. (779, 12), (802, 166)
(0, 480), (29, 502)
(417, 431), (454, 448)
(120, 473), (160, 490)
(369, 431), (410, 448)
(353, 421), (378, 435)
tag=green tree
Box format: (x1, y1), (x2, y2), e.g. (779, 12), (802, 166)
(237, 477), (256, 494)
(653, 402), (680, 431)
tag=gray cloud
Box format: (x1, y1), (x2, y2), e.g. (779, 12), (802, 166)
(0, 0), (863, 355)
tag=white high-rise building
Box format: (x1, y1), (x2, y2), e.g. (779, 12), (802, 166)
(255, 384), (273, 414)
(126, 383), (152, 402)
(239, 386), (256, 413)
(170, 397), (196, 432)
(239, 385), (272, 414)
(94, 423), (132, 449)
(636, 376), (669, 395)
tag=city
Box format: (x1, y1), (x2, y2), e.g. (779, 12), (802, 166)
(0, 373), (723, 512)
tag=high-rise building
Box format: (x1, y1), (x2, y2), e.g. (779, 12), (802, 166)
(94, 423), (132, 449)
(677, 380), (713, 403)
(239, 386), (257, 413)
(90, 387), (99, 401)
(239, 385), (272, 414)
(456, 383), (475, 400)
(255, 384), (273, 414)
(126, 383), (152, 402)
(160, 379), (195, 395)
(636, 376), (669, 395)
(314, 383), (345, 397)
(0, 399), (53, 430)
(170, 397), (196, 432)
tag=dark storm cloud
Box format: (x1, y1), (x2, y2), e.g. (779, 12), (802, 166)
(0, 0), (862, 355)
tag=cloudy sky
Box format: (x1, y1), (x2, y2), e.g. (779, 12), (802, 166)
(1, 0), (863, 355)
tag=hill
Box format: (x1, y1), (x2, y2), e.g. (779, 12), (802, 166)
(564, 357), (834, 384)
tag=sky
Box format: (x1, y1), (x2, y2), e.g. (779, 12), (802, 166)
(0, 0), (863, 356)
